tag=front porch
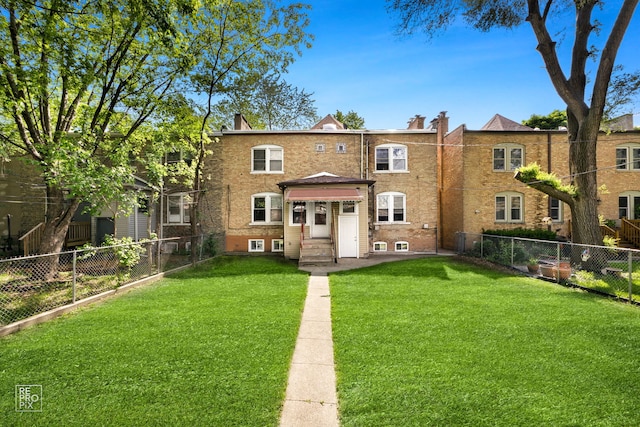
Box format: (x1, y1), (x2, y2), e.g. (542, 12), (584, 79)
(277, 172), (375, 265)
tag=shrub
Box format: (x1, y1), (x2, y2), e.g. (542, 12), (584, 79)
(483, 227), (557, 241)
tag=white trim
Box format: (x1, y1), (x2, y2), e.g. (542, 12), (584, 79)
(376, 192), (407, 223)
(395, 241), (409, 252)
(272, 239), (284, 252)
(495, 191), (524, 223)
(492, 143), (524, 172)
(248, 239), (265, 252)
(374, 144), (408, 172)
(251, 145), (283, 173)
(250, 193), (283, 225)
(373, 241), (387, 252)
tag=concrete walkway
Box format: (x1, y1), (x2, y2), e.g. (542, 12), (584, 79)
(279, 272), (339, 427)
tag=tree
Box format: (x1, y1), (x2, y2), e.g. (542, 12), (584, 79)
(0, 0), (192, 278)
(170, 0), (312, 264)
(214, 72), (319, 130)
(335, 110), (365, 129)
(389, 0), (639, 251)
(522, 110), (567, 129)
(603, 67), (640, 121)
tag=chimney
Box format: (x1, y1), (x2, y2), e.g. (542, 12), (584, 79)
(234, 113), (252, 130)
(407, 115), (426, 129)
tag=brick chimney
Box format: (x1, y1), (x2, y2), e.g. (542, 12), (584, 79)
(234, 113), (252, 130)
(407, 115), (426, 129)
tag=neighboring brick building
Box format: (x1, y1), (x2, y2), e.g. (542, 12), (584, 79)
(441, 114), (640, 250)
(199, 114), (441, 259)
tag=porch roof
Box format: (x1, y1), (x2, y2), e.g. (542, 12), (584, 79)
(285, 188), (364, 202)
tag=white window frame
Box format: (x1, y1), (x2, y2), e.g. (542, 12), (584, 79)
(376, 192), (407, 224)
(615, 144), (640, 171)
(395, 241), (409, 252)
(251, 145), (283, 173)
(619, 191), (640, 219)
(272, 239), (284, 252)
(167, 193), (190, 224)
(248, 239), (265, 252)
(289, 201), (308, 226)
(495, 192), (523, 223)
(373, 242), (387, 252)
(550, 197), (563, 222)
(375, 144), (408, 172)
(251, 193), (283, 225)
(493, 144), (524, 172)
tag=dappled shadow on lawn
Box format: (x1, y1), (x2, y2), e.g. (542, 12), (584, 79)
(331, 256), (511, 281)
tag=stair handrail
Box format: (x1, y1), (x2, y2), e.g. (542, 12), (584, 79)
(18, 222), (44, 256)
(621, 218), (640, 247)
(600, 224), (619, 240)
(299, 223), (305, 252)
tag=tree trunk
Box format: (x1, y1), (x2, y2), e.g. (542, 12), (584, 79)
(37, 185), (81, 281)
(567, 116), (605, 271)
(567, 116), (602, 247)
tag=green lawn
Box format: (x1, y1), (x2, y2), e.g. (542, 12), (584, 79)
(0, 256), (308, 426)
(331, 257), (640, 426)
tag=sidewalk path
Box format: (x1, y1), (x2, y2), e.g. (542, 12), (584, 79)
(279, 272), (339, 427)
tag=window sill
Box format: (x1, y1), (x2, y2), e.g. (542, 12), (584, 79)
(373, 170), (410, 174)
(164, 223), (191, 226)
(250, 171), (284, 174)
(249, 222), (283, 226)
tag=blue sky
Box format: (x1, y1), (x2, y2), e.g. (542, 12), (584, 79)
(284, 1), (640, 130)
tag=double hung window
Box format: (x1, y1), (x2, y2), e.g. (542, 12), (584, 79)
(495, 192), (523, 222)
(375, 144), (407, 172)
(252, 145), (283, 173)
(251, 193), (283, 224)
(493, 144), (524, 171)
(377, 192), (406, 223)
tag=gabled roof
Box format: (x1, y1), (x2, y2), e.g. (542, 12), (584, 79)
(311, 114), (345, 130)
(277, 172), (374, 189)
(481, 114), (534, 131)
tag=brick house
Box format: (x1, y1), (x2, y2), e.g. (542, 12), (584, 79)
(441, 114), (640, 250)
(198, 114), (441, 261)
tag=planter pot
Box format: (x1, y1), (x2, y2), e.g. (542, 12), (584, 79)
(527, 264), (540, 274)
(540, 263), (571, 280)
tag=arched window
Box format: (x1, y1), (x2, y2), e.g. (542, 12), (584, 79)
(376, 192), (406, 223)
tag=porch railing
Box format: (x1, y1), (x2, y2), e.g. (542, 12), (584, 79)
(66, 221), (91, 247)
(18, 222), (44, 256)
(621, 218), (640, 247)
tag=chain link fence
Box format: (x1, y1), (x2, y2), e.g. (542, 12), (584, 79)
(456, 232), (640, 304)
(0, 235), (217, 327)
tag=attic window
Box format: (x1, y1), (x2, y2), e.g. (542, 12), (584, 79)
(336, 143), (346, 153)
(315, 143), (326, 153)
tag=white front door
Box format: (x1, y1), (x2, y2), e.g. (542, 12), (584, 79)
(338, 215), (358, 258)
(311, 202), (330, 238)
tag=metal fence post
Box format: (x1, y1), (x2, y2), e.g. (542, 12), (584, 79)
(511, 237), (515, 267)
(481, 234), (484, 259)
(629, 250), (634, 303)
(556, 242), (561, 283)
(72, 250), (77, 304)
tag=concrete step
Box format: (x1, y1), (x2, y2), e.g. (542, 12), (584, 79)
(299, 256), (335, 266)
